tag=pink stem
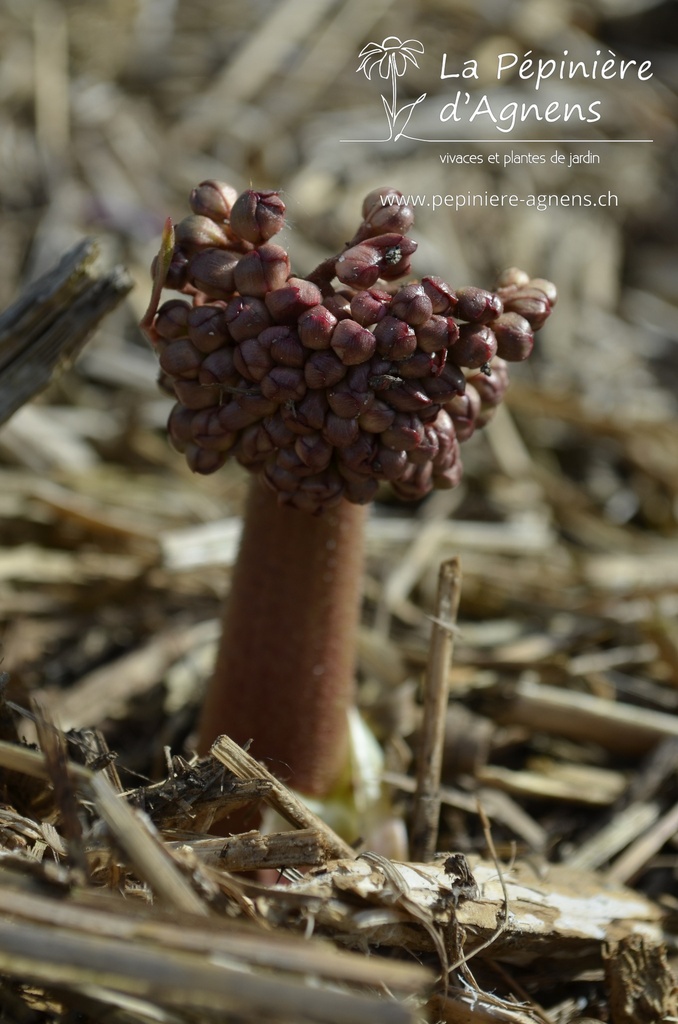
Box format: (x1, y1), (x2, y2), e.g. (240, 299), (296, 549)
(197, 477), (367, 796)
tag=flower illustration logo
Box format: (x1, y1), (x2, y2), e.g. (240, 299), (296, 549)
(357, 36), (426, 141)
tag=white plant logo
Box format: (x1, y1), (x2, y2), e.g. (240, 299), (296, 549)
(357, 36), (427, 141)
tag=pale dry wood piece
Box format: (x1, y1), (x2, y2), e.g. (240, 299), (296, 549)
(607, 799), (678, 885)
(429, 988), (546, 1023)
(0, 864), (429, 996)
(43, 619), (219, 731)
(0, 404), (98, 472)
(272, 856), (666, 964)
(411, 557), (462, 863)
(0, 238), (132, 428)
(29, 478), (161, 546)
(0, 916), (419, 1024)
(476, 763), (626, 806)
(167, 828), (337, 872)
(0, 544), (140, 587)
(491, 678), (678, 755)
(211, 734), (356, 861)
(603, 935), (678, 1024)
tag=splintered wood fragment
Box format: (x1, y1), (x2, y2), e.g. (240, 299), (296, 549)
(273, 857), (665, 964)
(429, 989), (545, 1023)
(607, 799), (678, 884)
(411, 557), (462, 862)
(0, 917), (418, 1024)
(476, 762), (626, 806)
(0, 238), (133, 428)
(211, 735), (356, 861)
(604, 935), (678, 1023)
(168, 828), (340, 871)
(491, 678), (678, 754)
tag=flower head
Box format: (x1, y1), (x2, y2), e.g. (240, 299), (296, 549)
(357, 37), (424, 79)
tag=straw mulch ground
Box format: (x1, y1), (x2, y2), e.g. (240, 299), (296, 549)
(0, 1), (677, 1021)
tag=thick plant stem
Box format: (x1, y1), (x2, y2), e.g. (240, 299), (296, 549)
(197, 477), (367, 796)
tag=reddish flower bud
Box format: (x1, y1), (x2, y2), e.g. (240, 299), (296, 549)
(493, 312), (534, 361)
(167, 403), (195, 453)
(445, 388), (481, 442)
(374, 316), (417, 360)
(391, 462), (434, 501)
(188, 248), (240, 299)
(263, 413), (296, 449)
(358, 399), (395, 433)
(297, 305), (337, 350)
(260, 366), (306, 403)
(503, 287), (551, 330)
(229, 189), (286, 244)
(189, 180), (238, 223)
(450, 324), (498, 369)
(455, 286), (503, 324)
(338, 432), (377, 475)
(233, 243), (290, 297)
(294, 432), (333, 471)
(388, 284), (433, 326)
(262, 326), (305, 367)
(225, 296), (272, 341)
(184, 444), (228, 475)
(468, 359), (509, 426)
(384, 380), (432, 414)
(187, 304), (230, 353)
(350, 288), (390, 327)
(381, 413), (425, 451)
(334, 244), (381, 289)
(152, 250), (191, 293)
(397, 350), (439, 378)
(361, 187), (415, 236)
(198, 347), (239, 387)
(330, 319), (376, 365)
(293, 388), (329, 431)
(304, 350), (347, 389)
(265, 278), (323, 323)
(416, 315), (458, 354)
(421, 362), (465, 403)
(495, 266), (530, 291)
(421, 276), (457, 315)
(173, 380), (222, 410)
(190, 408), (238, 451)
(409, 424), (440, 466)
(235, 424), (275, 468)
(529, 277), (557, 306)
(322, 292), (353, 320)
(233, 335), (274, 382)
(219, 392), (277, 430)
(158, 339), (203, 380)
(373, 445), (408, 481)
(174, 215), (230, 252)
(290, 471), (344, 513)
(323, 413), (360, 448)
(155, 299), (191, 340)
(327, 378), (370, 418)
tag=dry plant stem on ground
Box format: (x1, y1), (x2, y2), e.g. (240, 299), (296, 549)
(198, 480), (366, 795)
(142, 181), (555, 806)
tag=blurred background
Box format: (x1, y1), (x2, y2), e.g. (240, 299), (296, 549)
(0, 0), (677, 787)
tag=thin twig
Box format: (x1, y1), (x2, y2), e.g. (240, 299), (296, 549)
(410, 557), (462, 862)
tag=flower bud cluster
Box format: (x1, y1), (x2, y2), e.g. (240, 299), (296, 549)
(147, 183), (556, 513)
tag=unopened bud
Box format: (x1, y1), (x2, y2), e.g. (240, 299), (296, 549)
(297, 304), (337, 350)
(233, 335), (274, 382)
(233, 243), (290, 297)
(421, 276), (457, 314)
(294, 388), (329, 431)
(322, 292), (353, 320)
(294, 432), (333, 471)
(350, 288), (390, 327)
(503, 287), (552, 330)
(167, 403), (195, 452)
(455, 286), (503, 324)
(381, 413), (425, 451)
(374, 316), (417, 360)
(188, 248), (240, 299)
(330, 319), (376, 365)
(421, 362), (465, 402)
(327, 378), (370, 418)
(373, 445), (408, 480)
(361, 187), (415, 235)
(358, 399), (395, 433)
(263, 413), (296, 449)
(445, 388), (480, 442)
(451, 324), (498, 369)
(388, 284), (432, 326)
(173, 380), (222, 410)
(265, 326), (305, 367)
(187, 305), (230, 353)
(190, 408), (238, 451)
(159, 339), (203, 380)
(493, 312), (534, 361)
(198, 347), (239, 387)
(225, 296), (272, 341)
(219, 392), (277, 430)
(189, 180), (238, 222)
(229, 189), (286, 244)
(260, 366), (307, 403)
(495, 266), (530, 291)
(155, 299), (191, 340)
(265, 278), (323, 323)
(174, 215), (230, 252)
(323, 412), (360, 448)
(409, 424), (440, 466)
(185, 443), (228, 475)
(391, 462), (434, 501)
(304, 350), (347, 389)
(416, 315), (458, 353)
